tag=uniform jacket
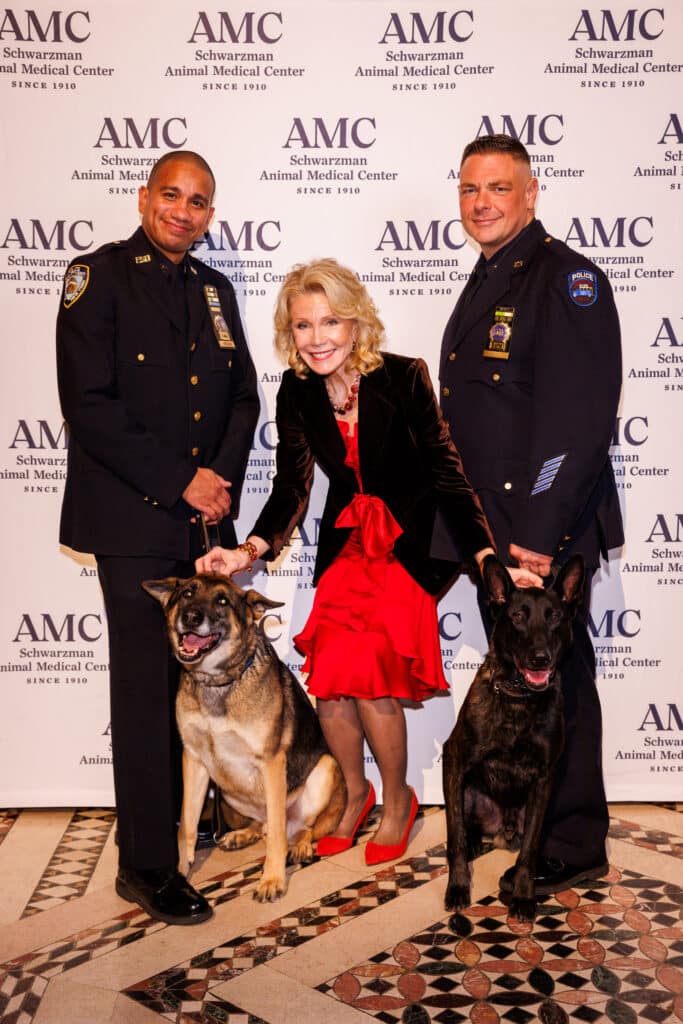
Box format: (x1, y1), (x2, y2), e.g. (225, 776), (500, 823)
(57, 227), (259, 558)
(436, 218), (623, 569)
(251, 353), (493, 596)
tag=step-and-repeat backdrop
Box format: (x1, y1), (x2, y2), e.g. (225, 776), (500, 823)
(1, 1), (681, 806)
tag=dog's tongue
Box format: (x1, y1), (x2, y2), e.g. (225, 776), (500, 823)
(523, 668), (551, 688)
(181, 632), (214, 654)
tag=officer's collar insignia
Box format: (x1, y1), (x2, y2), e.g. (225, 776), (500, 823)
(135, 254), (152, 264)
(189, 264), (198, 276)
(204, 285), (235, 348)
(62, 264), (90, 309)
(568, 269), (598, 307)
(483, 306), (514, 360)
(544, 236), (553, 243)
(513, 260), (525, 269)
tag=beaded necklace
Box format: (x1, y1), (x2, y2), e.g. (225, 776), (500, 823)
(325, 372), (360, 416)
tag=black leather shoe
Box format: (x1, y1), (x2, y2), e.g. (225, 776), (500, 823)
(116, 866), (212, 925)
(499, 855), (609, 896)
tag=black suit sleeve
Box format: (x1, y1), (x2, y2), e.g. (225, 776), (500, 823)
(56, 261), (196, 509)
(514, 266), (621, 555)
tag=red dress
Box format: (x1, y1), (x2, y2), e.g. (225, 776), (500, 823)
(294, 419), (449, 701)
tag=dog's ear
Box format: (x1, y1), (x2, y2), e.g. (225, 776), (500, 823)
(483, 555), (513, 607)
(242, 588), (285, 622)
(553, 555), (585, 610)
(142, 577), (182, 608)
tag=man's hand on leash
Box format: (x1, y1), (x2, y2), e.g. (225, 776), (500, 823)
(183, 468), (232, 521)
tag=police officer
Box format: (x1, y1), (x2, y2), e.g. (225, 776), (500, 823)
(57, 151), (259, 924)
(436, 134), (623, 895)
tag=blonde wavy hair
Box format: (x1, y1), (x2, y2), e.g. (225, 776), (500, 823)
(274, 258), (385, 378)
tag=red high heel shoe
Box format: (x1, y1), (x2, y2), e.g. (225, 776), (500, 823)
(316, 782), (376, 856)
(365, 788), (419, 866)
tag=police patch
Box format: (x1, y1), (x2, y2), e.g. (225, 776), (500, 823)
(63, 264), (90, 309)
(568, 269), (597, 307)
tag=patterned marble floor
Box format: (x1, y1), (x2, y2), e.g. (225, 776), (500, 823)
(0, 803), (680, 1024)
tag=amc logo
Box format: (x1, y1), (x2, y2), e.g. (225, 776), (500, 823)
(438, 611), (462, 642)
(652, 319), (683, 348)
(188, 11), (283, 44)
(10, 420), (67, 449)
(1, 220), (93, 251)
(0, 8), (90, 41)
(569, 8), (664, 41)
(612, 416), (649, 447)
(646, 515), (683, 543)
(13, 613), (103, 643)
(659, 114), (682, 145)
(588, 609), (641, 638)
(195, 221), (281, 253)
(638, 704), (682, 731)
(379, 10), (474, 44)
(250, 420), (277, 452)
(283, 117), (376, 149)
(376, 220), (466, 251)
(565, 217), (653, 248)
(94, 117), (188, 150)
(476, 114), (564, 147)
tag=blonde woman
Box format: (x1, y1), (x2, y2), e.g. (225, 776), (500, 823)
(196, 259), (494, 864)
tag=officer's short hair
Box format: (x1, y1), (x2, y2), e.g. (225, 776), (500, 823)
(147, 151), (216, 201)
(460, 134), (531, 168)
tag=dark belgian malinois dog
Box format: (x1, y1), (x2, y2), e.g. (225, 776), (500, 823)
(144, 573), (346, 902)
(442, 554), (585, 921)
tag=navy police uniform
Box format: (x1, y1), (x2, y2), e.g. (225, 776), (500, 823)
(437, 217), (623, 867)
(57, 226), (259, 870)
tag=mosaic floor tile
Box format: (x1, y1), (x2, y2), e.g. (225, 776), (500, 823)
(1, 805), (681, 1024)
(608, 818), (683, 860)
(123, 837), (447, 1022)
(21, 809), (117, 918)
(319, 865), (683, 1023)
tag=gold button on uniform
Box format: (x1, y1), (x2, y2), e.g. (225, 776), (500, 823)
(137, 353), (145, 362)
(227, 359), (232, 368)
(504, 481), (512, 491)
(442, 386), (450, 397)
(190, 342), (197, 352)
(448, 352), (456, 362)
(193, 411), (202, 422)
(190, 375), (199, 385)
(492, 372), (501, 382)
(191, 447), (199, 457)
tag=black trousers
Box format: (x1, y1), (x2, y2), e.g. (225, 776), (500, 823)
(97, 542), (203, 870)
(477, 568), (609, 865)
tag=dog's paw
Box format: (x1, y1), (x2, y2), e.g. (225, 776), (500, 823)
(509, 896), (537, 922)
(444, 882), (471, 912)
(288, 839), (314, 864)
(218, 827), (261, 851)
(253, 874), (286, 902)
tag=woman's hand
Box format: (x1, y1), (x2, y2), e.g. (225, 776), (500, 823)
(506, 566), (544, 589)
(195, 546), (250, 576)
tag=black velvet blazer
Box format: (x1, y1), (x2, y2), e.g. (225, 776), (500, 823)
(251, 353), (493, 596)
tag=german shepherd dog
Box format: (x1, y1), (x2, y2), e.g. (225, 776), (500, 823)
(143, 573), (346, 902)
(443, 554), (585, 921)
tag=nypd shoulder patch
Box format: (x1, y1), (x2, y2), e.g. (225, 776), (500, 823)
(568, 269), (598, 308)
(62, 264), (90, 309)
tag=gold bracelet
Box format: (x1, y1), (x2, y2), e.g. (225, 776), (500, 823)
(236, 540), (258, 570)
